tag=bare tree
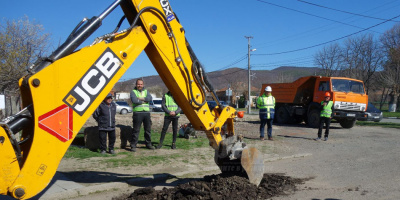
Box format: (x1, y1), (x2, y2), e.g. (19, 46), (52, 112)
(340, 34), (383, 94)
(0, 16), (51, 93)
(273, 72), (293, 83)
(314, 43), (342, 77)
(379, 23), (400, 111)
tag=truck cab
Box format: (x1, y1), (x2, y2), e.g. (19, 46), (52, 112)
(313, 77), (368, 128)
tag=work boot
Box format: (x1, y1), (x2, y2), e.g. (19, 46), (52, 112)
(147, 145), (155, 150)
(156, 144), (163, 149)
(129, 147), (136, 152)
(260, 137), (265, 141)
(314, 137), (321, 141)
(100, 150), (106, 154)
(324, 137), (328, 141)
(171, 143), (176, 149)
(268, 137), (273, 141)
(109, 149), (115, 154)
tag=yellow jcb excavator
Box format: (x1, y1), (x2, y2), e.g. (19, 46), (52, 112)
(0, 0), (264, 199)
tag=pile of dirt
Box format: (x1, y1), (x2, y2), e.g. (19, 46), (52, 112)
(112, 173), (306, 200)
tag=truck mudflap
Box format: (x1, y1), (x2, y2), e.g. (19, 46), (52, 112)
(332, 110), (368, 121)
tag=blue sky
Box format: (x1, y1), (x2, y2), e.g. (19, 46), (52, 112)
(2, 0), (400, 81)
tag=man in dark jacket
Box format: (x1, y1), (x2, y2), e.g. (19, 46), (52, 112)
(93, 93), (117, 154)
(157, 91), (182, 149)
(129, 79), (154, 151)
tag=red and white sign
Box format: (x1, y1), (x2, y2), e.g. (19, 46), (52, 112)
(38, 104), (73, 142)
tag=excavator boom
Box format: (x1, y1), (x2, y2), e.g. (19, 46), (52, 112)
(0, 0), (264, 199)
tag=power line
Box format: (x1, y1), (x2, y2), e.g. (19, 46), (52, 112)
(254, 13), (400, 56)
(213, 54), (248, 72)
(255, 0), (382, 34)
(207, 67), (248, 78)
(297, 0), (400, 22)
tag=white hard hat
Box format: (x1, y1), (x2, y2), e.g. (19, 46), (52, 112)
(265, 86), (272, 92)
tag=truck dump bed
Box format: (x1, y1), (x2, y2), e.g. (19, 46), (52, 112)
(261, 76), (317, 105)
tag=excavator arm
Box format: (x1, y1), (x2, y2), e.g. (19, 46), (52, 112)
(0, 0), (264, 199)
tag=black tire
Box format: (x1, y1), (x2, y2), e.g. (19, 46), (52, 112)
(339, 119), (356, 128)
(307, 109), (320, 128)
(121, 109), (128, 115)
(276, 106), (290, 124)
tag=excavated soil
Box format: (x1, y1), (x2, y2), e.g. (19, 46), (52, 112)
(112, 173), (307, 200)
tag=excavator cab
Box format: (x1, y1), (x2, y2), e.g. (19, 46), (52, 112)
(0, 0), (264, 199)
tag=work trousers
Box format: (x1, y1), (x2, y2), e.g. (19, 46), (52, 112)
(159, 116), (179, 145)
(260, 118), (273, 138)
(130, 112), (152, 148)
(318, 117), (331, 138)
(99, 130), (116, 151)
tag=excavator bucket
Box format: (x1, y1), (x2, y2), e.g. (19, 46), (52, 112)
(215, 136), (264, 186)
(240, 147), (264, 186)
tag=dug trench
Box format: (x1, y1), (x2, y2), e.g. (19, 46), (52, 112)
(112, 173), (310, 200)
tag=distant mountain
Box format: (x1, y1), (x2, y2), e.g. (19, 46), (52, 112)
(115, 66), (321, 96)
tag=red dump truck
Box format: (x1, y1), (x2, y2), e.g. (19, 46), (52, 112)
(260, 76), (368, 128)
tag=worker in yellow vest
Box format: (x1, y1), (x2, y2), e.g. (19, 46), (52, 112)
(315, 92), (333, 141)
(157, 91), (182, 149)
(257, 86), (275, 141)
(129, 79), (154, 151)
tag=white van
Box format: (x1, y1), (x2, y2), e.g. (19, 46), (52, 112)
(150, 98), (163, 112)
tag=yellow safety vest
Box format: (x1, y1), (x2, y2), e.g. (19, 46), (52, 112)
(320, 101), (333, 118)
(165, 93), (180, 117)
(257, 95), (275, 119)
(132, 89), (149, 112)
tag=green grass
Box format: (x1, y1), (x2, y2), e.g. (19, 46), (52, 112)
(64, 128), (210, 167)
(102, 153), (183, 167)
(382, 111), (400, 118)
(356, 121), (400, 129)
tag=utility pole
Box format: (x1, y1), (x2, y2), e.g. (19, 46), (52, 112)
(245, 36), (253, 114)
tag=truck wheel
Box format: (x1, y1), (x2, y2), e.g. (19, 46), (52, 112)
(339, 119), (356, 128)
(121, 109), (128, 114)
(307, 109), (320, 128)
(276, 107), (289, 124)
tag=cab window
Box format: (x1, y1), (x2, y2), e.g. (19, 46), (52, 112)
(318, 81), (329, 91)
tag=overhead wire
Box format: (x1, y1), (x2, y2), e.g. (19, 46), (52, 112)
(255, 0), (382, 34)
(211, 54), (248, 72)
(254, 13), (400, 56)
(297, 0), (400, 22)
(251, 0), (397, 53)
(192, 1), (400, 77)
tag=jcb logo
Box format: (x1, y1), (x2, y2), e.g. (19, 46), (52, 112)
(159, 0), (175, 22)
(63, 48), (123, 116)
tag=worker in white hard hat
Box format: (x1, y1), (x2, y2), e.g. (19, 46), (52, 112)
(256, 86), (275, 141)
